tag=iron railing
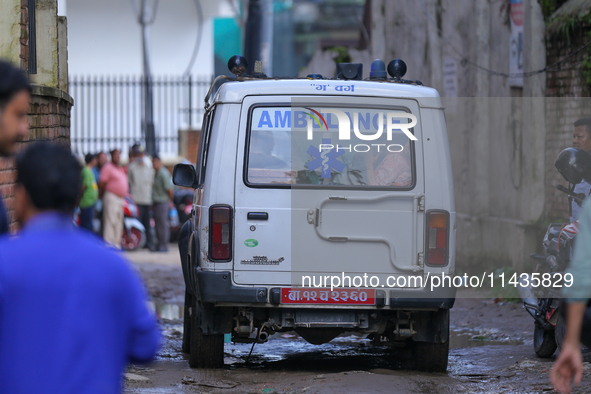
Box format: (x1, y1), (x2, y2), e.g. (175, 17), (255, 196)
(69, 75), (211, 159)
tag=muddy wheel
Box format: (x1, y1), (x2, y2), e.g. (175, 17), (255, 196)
(555, 314), (566, 352)
(412, 309), (449, 372)
(188, 301), (224, 368)
(182, 290), (192, 354)
(413, 340), (449, 372)
(534, 323), (557, 358)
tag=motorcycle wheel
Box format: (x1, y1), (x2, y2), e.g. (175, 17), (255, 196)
(121, 228), (146, 251)
(534, 323), (557, 358)
(555, 311), (590, 356)
(555, 313), (566, 351)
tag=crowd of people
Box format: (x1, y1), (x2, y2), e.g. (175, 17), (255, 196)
(78, 144), (174, 251)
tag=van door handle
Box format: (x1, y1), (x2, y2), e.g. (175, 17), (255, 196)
(247, 212), (268, 220)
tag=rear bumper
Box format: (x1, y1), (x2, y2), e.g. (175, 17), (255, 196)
(196, 269), (268, 303)
(389, 286), (456, 309)
(195, 270), (455, 309)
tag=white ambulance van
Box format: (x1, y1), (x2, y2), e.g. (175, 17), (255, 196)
(173, 57), (456, 372)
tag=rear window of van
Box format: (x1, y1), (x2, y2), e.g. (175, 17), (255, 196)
(245, 106), (416, 189)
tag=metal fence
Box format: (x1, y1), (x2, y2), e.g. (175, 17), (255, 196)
(69, 75), (212, 159)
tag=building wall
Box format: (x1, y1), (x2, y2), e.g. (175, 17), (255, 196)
(545, 24), (591, 221)
(0, 0), (72, 230)
(371, 0), (548, 271)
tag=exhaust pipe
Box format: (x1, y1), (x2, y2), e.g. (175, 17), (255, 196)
(257, 328), (269, 342)
(517, 273), (538, 307)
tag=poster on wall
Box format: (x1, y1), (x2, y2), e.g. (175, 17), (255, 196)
(509, 0), (524, 87)
(442, 57), (458, 113)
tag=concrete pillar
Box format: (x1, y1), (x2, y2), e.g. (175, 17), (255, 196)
(30, 0), (59, 88)
(0, 0), (22, 64)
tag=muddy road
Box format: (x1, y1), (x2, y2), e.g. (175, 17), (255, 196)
(123, 249), (591, 393)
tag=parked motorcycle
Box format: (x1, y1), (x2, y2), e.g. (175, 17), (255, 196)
(75, 194), (146, 251)
(518, 147), (591, 357)
(120, 195), (147, 251)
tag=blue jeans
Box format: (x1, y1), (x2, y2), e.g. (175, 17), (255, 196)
(80, 206), (95, 232)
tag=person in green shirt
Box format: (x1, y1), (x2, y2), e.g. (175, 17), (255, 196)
(79, 153), (99, 231)
(151, 155), (173, 252)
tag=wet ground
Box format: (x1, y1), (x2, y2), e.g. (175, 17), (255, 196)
(124, 248), (591, 393)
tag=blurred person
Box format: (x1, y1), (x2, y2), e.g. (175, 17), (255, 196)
(0, 60), (31, 234)
(551, 198), (591, 393)
(125, 144), (137, 174)
(99, 148), (128, 248)
(127, 145), (154, 249)
(93, 151), (107, 183)
(79, 153), (98, 231)
(151, 155), (173, 252)
(93, 151), (108, 234)
(0, 142), (160, 393)
(570, 118), (591, 222)
(364, 141), (412, 187)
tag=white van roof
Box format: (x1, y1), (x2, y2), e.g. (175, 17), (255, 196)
(213, 79), (444, 108)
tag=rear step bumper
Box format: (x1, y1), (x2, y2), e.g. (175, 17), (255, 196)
(195, 269), (455, 308)
(196, 269), (268, 303)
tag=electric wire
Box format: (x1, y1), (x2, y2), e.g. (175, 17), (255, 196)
(183, 0), (204, 77)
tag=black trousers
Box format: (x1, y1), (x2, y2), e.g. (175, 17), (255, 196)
(138, 204), (153, 248)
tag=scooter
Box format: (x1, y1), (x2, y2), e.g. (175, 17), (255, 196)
(76, 194), (146, 251)
(518, 147), (591, 357)
(120, 195), (147, 251)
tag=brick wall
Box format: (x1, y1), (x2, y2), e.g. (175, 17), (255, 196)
(27, 90), (72, 147)
(0, 157), (16, 231)
(0, 0), (74, 231)
(545, 29), (591, 221)
(0, 88), (73, 231)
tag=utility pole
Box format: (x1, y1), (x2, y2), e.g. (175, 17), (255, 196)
(133, 0), (158, 156)
(243, 0), (273, 75)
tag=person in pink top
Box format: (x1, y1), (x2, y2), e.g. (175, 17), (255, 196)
(99, 149), (129, 248)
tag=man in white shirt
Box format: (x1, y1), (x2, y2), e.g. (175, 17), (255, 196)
(127, 145), (155, 249)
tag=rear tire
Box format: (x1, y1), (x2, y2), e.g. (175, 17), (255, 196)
(412, 309), (449, 373)
(534, 323), (557, 358)
(182, 290), (192, 354)
(188, 301), (224, 368)
(413, 340), (449, 372)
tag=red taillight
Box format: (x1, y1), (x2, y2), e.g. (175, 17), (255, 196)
(427, 211), (448, 266)
(210, 206), (232, 260)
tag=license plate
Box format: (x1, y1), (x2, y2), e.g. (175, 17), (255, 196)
(280, 288), (376, 305)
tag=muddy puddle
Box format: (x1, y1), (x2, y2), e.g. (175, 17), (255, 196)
(151, 303), (525, 373)
(128, 293), (580, 392)
(148, 302), (184, 321)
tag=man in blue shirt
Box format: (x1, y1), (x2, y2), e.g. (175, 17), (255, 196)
(0, 142), (161, 393)
(0, 60), (32, 234)
(552, 197), (591, 393)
